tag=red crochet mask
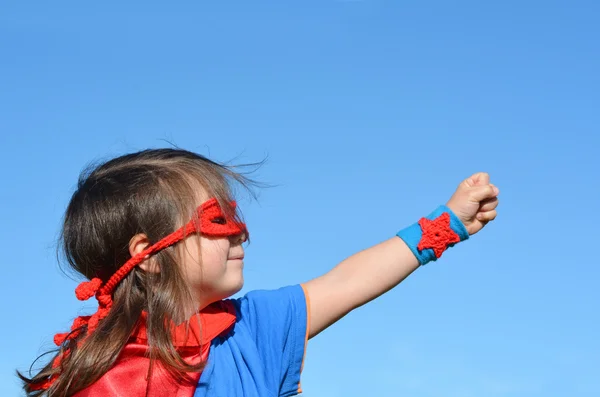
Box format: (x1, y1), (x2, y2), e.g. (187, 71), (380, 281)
(33, 198), (247, 391)
(188, 198), (248, 238)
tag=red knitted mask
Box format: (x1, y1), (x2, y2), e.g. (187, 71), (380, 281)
(193, 198), (247, 238)
(33, 198), (246, 391)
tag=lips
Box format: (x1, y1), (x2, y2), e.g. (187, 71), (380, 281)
(229, 256), (244, 261)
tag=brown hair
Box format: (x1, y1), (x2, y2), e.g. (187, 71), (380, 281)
(19, 148), (257, 396)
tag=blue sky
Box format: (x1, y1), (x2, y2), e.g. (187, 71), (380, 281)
(1, 1), (599, 396)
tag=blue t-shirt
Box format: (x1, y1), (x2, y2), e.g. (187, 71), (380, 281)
(194, 284), (309, 397)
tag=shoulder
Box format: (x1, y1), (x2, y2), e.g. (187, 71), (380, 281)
(229, 285), (308, 327)
(197, 285), (309, 397)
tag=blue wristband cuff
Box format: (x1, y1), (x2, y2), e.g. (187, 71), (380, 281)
(396, 205), (469, 265)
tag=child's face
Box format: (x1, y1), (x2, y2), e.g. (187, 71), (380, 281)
(175, 188), (247, 309)
(178, 232), (246, 309)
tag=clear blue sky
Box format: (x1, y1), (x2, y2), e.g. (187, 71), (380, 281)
(1, 1), (599, 396)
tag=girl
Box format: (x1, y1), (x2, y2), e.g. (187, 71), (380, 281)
(20, 148), (499, 396)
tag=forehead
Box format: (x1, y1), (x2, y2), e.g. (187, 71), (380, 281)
(185, 181), (217, 209)
(180, 174), (240, 216)
(193, 192), (239, 220)
(194, 189), (212, 206)
(185, 175), (231, 205)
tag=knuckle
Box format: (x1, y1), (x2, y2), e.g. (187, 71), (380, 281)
(480, 186), (494, 199)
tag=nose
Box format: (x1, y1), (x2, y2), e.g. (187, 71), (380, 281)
(230, 231), (247, 245)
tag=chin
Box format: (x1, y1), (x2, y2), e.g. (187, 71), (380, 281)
(221, 278), (244, 300)
(231, 278), (244, 295)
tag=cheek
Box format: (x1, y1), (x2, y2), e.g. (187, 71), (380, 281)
(196, 237), (230, 276)
(180, 236), (227, 264)
(177, 237), (223, 282)
(199, 237), (228, 260)
(178, 236), (234, 298)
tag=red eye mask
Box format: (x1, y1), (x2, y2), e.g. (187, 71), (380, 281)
(32, 198), (247, 391)
(193, 198), (247, 238)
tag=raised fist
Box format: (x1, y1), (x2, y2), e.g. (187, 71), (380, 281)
(446, 172), (499, 235)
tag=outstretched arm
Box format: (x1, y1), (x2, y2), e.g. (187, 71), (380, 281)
(302, 172), (499, 338)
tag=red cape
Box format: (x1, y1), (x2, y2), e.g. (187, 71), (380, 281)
(74, 300), (236, 397)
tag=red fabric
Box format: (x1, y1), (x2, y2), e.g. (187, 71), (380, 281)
(417, 212), (461, 258)
(195, 199), (247, 238)
(33, 198), (245, 391)
(74, 300), (236, 397)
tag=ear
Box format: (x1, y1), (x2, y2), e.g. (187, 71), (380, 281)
(129, 233), (160, 273)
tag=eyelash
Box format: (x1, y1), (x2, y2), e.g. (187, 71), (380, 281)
(211, 217), (227, 225)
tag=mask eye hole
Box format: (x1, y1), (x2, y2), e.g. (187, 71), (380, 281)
(211, 216), (227, 225)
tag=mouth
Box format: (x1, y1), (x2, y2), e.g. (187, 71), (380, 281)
(229, 256), (244, 261)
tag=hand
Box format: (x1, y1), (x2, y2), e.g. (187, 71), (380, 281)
(446, 172), (499, 235)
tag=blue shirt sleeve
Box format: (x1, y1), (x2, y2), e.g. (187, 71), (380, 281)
(233, 284), (309, 397)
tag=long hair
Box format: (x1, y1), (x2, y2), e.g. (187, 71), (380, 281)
(19, 148), (256, 396)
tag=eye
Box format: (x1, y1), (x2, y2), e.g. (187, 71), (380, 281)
(211, 217), (227, 225)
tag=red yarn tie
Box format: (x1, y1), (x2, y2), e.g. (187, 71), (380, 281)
(52, 277), (107, 348)
(75, 278), (102, 300)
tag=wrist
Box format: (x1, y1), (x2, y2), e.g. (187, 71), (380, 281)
(396, 206), (469, 265)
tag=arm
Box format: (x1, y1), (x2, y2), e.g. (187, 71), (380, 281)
(303, 237), (419, 338)
(303, 172), (499, 339)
